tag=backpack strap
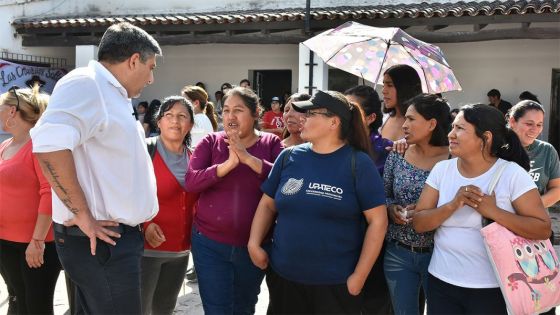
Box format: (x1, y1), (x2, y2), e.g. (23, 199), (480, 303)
(281, 146), (295, 170)
(351, 148), (356, 182)
(146, 136), (158, 160)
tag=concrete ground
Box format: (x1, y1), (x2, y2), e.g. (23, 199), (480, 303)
(2, 206), (560, 314)
(0, 258), (269, 314)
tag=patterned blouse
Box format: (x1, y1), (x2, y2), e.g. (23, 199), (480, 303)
(383, 151), (434, 247)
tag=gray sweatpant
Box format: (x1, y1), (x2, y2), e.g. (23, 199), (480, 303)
(141, 255), (189, 315)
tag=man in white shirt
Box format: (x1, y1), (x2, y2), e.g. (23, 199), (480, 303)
(31, 22), (161, 314)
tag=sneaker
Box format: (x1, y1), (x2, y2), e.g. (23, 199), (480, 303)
(186, 268), (197, 283)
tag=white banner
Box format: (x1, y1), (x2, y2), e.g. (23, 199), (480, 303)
(0, 58), (67, 94)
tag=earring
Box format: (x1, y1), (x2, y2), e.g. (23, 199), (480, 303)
(5, 117), (16, 129)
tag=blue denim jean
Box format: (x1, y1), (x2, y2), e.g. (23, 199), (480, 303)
(54, 224), (144, 314)
(383, 240), (432, 315)
(191, 227), (264, 315)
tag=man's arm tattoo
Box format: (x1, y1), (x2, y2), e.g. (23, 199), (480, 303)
(40, 160), (80, 215)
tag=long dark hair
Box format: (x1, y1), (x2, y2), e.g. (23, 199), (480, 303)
(519, 91), (541, 103)
(155, 96), (194, 147)
(405, 94), (451, 146)
(383, 64), (422, 116)
(328, 91), (372, 154)
(144, 99), (161, 133)
(344, 85), (383, 134)
(461, 104), (529, 170)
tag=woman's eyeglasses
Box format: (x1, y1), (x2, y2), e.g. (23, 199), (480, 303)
(304, 110), (333, 118)
(8, 86), (21, 111)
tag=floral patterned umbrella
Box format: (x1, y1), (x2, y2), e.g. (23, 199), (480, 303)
(303, 21), (462, 93)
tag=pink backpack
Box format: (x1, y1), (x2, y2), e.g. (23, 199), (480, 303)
(481, 162), (560, 314)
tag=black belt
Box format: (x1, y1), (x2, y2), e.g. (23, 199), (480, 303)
(53, 222), (141, 237)
(392, 240), (433, 254)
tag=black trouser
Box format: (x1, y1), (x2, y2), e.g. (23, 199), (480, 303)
(362, 241), (393, 315)
(0, 239), (61, 315)
(266, 267), (363, 315)
(54, 223), (144, 314)
(427, 273), (506, 314)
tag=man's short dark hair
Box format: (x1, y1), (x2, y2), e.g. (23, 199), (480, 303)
(487, 89), (501, 98)
(97, 22), (162, 64)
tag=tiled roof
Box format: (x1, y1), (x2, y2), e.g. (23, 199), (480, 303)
(13, 0), (560, 29)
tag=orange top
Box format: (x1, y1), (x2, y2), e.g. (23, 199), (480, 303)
(0, 139), (53, 242)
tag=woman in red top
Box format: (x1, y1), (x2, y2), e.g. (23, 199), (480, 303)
(0, 84), (61, 314)
(141, 96), (198, 315)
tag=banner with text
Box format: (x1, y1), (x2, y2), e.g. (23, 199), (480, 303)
(0, 59), (68, 94)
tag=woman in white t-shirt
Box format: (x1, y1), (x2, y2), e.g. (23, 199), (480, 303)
(182, 85), (218, 146)
(413, 104), (551, 314)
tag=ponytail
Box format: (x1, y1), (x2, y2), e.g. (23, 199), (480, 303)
(497, 128), (530, 171)
(345, 103), (372, 155)
(205, 101), (218, 131)
(461, 104), (530, 171)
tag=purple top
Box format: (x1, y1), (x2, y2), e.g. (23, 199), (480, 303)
(185, 131), (284, 246)
(371, 132), (393, 176)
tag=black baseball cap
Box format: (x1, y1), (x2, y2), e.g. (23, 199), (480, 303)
(292, 90), (352, 122)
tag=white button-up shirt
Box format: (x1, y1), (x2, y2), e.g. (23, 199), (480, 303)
(31, 60), (158, 226)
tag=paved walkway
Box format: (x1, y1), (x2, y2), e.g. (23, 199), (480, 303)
(0, 263), (269, 314)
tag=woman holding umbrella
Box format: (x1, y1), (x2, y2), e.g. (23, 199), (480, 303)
(380, 65), (423, 142)
(383, 94), (451, 315)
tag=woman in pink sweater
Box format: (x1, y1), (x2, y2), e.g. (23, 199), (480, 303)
(185, 87), (283, 314)
(0, 85), (61, 314)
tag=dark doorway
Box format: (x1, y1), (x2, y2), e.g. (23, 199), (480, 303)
(252, 70), (292, 110)
(328, 68), (360, 93)
(550, 70), (560, 152)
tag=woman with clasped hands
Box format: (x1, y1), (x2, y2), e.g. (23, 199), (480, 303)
(248, 90), (388, 314)
(413, 104), (550, 314)
(185, 87), (283, 315)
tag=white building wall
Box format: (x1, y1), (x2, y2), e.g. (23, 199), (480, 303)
(1, 1), (558, 139)
(440, 39), (560, 139)
(141, 44), (300, 102)
(138, 38), (560, 139)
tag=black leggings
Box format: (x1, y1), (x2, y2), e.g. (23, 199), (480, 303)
(427, 273), (506, 314)
(0, 239), (61, 315)
(266, 268), (363, 315)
